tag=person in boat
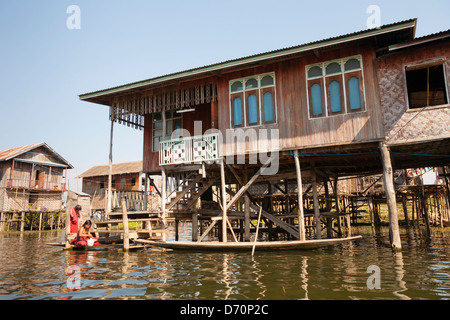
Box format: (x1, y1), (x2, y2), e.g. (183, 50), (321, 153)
(70, 205), (82, 234)
(74, 220), (99, 247)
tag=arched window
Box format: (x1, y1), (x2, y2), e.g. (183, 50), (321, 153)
(329, 80), (342, 112)
(261, 75), (274, 87)
(308, 66), (323, 78)
(233, 97), (243, 126)
(326, 62), (341, 75)
(348, 77), (362, 110)
(345, 58), (361, 71)
(247, 94), (258, 125)
(245, 78), (258, 90)
(311, 83), (323, 115)
(263, 91), (274, 122)
(231, 81), (243, 93)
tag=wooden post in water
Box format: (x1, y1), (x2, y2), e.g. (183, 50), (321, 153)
(121, 197), (130, 251)
(293, 151), (306, 241)
(311, 162), (321, 239)
(220, 159), (227, 243)
(20, 212), (25, 232)
(379, 142), (402, 251)
(161, 167), (167, 242)
(65, 205), (71, 249)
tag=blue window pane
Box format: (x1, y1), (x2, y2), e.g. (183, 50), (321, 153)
(263, 92), (274, 122)
(233, 97), (243, 126)
(348, 77), (362, 110)
(311, 83), (323, 115)
(247, 94), (258, 124)
(329, 80), (341, 112)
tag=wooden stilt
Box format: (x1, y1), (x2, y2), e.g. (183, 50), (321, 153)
(402, 193), (409, 226)
(192, 212), (198, 241)
(379, 142), (402, 251)
(293, 151), (306, 241)
(161, 167), (167, 242)
(220, 159), (227, 243)
(311, 163), (321, 239)
(121, 197), (130, 251)
(20, 212), (25, 232)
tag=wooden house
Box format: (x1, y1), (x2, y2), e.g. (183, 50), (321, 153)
(0, 143), (73, 231)
(79, 19), (450, 250)
(77, 160), (161, 211)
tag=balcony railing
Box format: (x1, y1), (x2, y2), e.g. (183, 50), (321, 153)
(6, 179), (66, 191)
(159, 133), (220, 166)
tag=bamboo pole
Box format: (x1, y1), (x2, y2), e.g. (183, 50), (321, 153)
(107, 120), (114, 214)
(252, 205), (262, 257)
(379, 142), (402, 251)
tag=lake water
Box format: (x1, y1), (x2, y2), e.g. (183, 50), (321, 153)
(0, 225), (449, 301)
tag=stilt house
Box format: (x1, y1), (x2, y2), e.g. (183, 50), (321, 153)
(79, 19), (450, 249)
(0, 143), (73, 222)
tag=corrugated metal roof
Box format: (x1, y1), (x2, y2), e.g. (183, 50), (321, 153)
(0, 144), (37, 161)
(79, 19), (417, 103)
(0, 142), (74, 169)
(77, 161), (143, 178)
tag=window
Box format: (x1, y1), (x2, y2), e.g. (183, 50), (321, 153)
(229, 73), (276, 127)
(152, 110), (182, 152)
(306, 56), (365, 118)
(405, 62), (448, 109)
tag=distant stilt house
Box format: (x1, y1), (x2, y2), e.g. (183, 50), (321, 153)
(77, 161), (161, 212)
(79, 19), (450, 250)
(0, 143), (73, 231)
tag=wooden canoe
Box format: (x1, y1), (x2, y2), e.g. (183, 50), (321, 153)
(133, 235), (363, 251)
(46, 242), (148, 252)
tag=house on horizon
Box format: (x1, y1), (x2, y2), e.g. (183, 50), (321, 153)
(77, 160), (162, 212)
(0, 142), (73, 214)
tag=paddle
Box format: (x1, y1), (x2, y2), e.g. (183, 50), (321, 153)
(251, 205), (262, 257)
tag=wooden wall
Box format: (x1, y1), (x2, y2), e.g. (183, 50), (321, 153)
(142, 42), (396, 171)
(376, 40), (450, 145)
(81, 172), (142, 195)
(217, 43), (384, 157)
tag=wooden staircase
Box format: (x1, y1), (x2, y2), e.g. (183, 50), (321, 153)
(165, 172), (218, 212)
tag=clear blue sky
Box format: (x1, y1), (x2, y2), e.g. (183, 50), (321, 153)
(0, 0), (449, 191)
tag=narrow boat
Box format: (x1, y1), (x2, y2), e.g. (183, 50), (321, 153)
(133, 235), (363, 252)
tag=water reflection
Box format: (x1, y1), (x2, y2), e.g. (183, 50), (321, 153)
(392, 252), (410, 300)
(0, 227), (449, 300)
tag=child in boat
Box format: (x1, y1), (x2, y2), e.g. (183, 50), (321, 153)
(74, 220), (99, 247)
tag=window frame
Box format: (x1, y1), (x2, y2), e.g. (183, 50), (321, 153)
(306, 55), (366, 119)
(229, 73), (277, 128)
(152, 110), (182, 152)
(404, 59), (449, 110)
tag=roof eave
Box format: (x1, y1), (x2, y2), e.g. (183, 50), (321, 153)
(79, 19), (417, 104)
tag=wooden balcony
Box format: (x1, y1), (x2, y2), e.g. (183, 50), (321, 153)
(6, 179), (66, 191)
(159, 133), (220, 166)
